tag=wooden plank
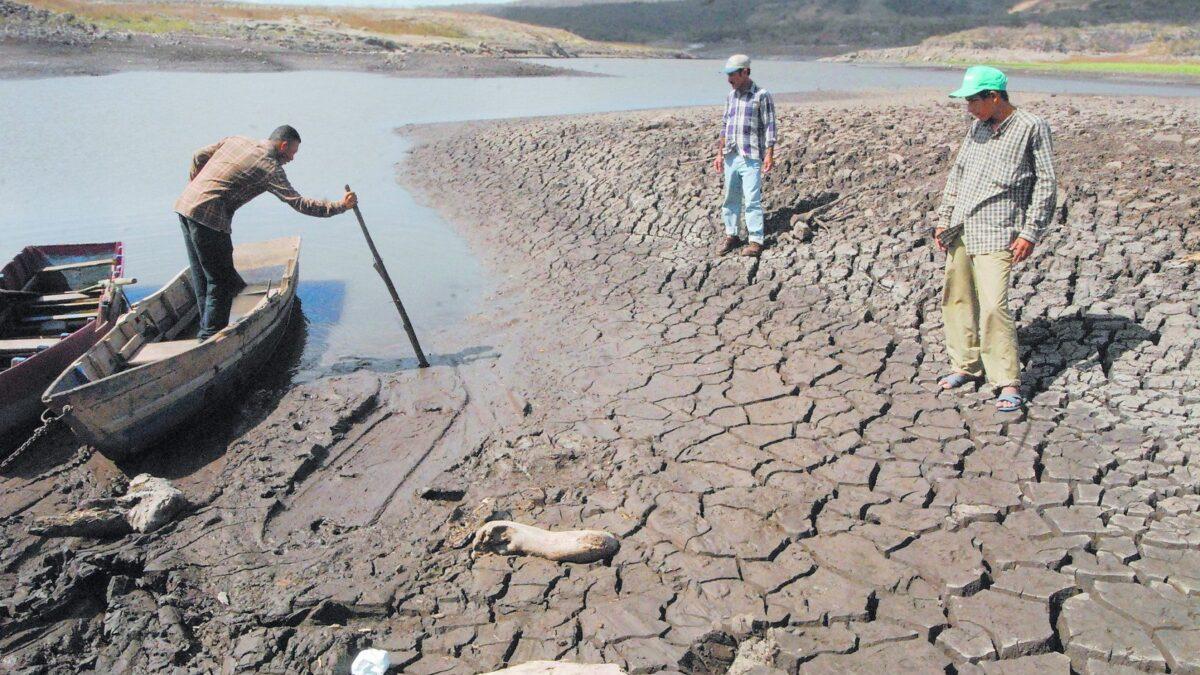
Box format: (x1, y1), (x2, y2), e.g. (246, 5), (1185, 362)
(36, 258), (116, 275)
(0, 337), (60, 353)
(30, 298), (100, 311)
(127, 340), (197, 367)
(28, 291), (90, 303)
(20, 311), (96, 323)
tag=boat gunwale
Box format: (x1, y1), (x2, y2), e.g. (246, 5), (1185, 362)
(42, 237), (299, 403)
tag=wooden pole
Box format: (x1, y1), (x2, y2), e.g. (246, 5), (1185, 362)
(345, 185), (430, 368)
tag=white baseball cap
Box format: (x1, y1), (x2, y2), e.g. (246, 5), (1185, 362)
(723, 54), (751, 74)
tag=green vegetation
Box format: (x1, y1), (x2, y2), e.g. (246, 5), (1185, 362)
(985, 60), (1200, 77)
(343, 17), (468, 40)
(89, 14), (193, 34)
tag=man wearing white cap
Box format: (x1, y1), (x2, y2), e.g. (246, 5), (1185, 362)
(712, 54), (777, 258)
(935, 66), (1057, 413)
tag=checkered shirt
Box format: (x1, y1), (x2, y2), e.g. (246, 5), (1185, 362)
(938, 108), (1058, 254)
(721, 81), (777, 162)
(174, 136), (346, 233)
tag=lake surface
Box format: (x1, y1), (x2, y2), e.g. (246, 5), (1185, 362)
(2, 58), (1196, 377)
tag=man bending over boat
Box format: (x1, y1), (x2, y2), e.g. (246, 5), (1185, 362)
(174, 125), (356, 341)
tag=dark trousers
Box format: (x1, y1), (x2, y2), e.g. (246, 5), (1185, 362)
(179, 215), (244, 341)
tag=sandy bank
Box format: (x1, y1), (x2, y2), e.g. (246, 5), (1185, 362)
(2, 91), (1200, 672)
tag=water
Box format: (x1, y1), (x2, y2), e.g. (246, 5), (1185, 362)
(2, 59), (1196, 375)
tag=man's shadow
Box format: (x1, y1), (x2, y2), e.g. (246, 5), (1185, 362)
(764, 192), (841, 238)
(1019, 314), (1158, 399)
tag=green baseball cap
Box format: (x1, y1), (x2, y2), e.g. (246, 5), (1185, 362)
(949, 65), (1007, 98)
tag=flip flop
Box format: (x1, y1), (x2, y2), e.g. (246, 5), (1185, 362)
(938, 372), (978, 390)
(996, 392), (1024, 413)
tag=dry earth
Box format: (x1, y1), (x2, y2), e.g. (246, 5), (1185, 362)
(2, 92), (1200, 673)
(830, 22), (1200, 77)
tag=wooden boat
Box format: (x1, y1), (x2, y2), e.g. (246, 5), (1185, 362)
(0, 243), (128, 439)
(43, 237), (300, 460)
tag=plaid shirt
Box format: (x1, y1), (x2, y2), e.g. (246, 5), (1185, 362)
(721, 82), (777, 162)
(938, 108), (1057, 254)
(174, 136), (346, 233)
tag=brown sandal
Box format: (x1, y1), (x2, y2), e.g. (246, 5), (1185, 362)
(740, 242), (764, 257)
(717, 235), (742, 256)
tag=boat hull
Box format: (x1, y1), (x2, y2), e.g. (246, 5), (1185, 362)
(43, 238), (300, 460)
(0, 243), (124, 439)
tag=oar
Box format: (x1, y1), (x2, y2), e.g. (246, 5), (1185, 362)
(345, 184), (430, 368)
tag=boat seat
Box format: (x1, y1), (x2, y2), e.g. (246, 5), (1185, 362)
(127, 339), (197, 367)
(36, 258), (117, 275)
(0, 337), (60, 354)
(228, 292), (265, 324)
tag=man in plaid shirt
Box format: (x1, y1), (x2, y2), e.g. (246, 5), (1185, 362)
(935, 66), (1057, 412)
(174, 125), (356, 341)
(712, 54), (777, 258)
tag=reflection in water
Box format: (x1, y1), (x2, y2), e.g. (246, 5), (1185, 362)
(322, 344), (500, 378)
(293, 279), (346, 373)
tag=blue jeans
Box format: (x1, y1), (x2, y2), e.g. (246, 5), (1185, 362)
(179, 215), (245, 341)
(722, 154), (764, 244)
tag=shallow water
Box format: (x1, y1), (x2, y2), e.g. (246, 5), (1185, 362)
(1, 58), (1195, 376)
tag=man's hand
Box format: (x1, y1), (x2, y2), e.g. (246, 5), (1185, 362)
(762, 150), (774, 175)
(342, 190), (358, 210)
(713, 153), (723, 174)
(934, 227), (947, 252)
(1010, 236), (1034, 263)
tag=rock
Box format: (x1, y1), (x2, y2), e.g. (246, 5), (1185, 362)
(121, 474), (189, 533)
(30, 473), (188, 537)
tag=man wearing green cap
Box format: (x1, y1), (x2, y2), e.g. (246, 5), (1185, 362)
(935, 65), (1057, 413)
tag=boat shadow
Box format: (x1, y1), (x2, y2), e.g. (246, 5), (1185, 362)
(119, 299), (311, 481)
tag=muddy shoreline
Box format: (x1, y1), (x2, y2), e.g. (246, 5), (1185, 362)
(3, 92), (1200, 673)
(0, 0), (639, 80)
(0, 35), (579, 79)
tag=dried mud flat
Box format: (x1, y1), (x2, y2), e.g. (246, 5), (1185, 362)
(3, 92), (1200, 674)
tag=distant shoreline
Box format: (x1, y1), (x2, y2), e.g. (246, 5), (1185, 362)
(0, 0), (674, 80)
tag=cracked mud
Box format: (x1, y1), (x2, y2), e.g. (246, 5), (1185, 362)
(2, 92), (1200, 673)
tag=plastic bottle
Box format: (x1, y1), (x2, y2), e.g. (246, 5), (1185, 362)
(350, 649), (390, 675)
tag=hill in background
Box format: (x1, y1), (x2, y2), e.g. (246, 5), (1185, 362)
(481, 0), (1200, 55)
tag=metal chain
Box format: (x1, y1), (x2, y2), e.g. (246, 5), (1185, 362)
(0, 405), (71, 473)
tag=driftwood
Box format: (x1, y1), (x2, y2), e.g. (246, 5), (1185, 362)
(31, 474), (189, 538)
(471, 521), (619, 563)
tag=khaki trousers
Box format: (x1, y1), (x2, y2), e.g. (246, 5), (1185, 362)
(942, 239), (1020, 388)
